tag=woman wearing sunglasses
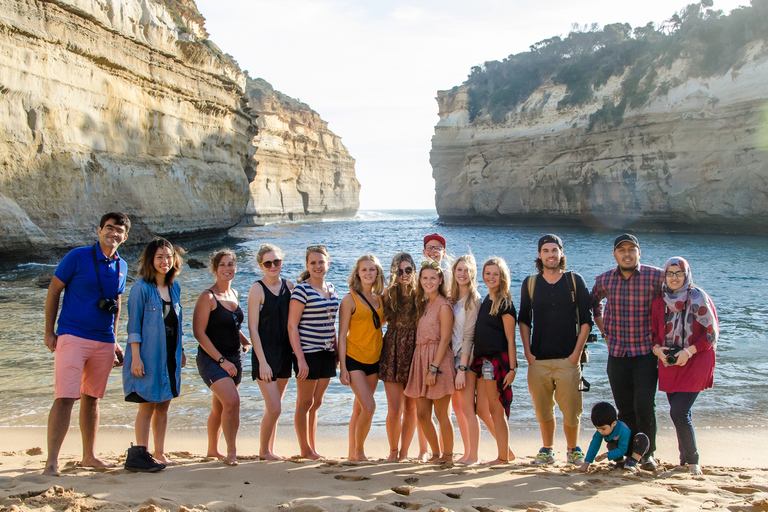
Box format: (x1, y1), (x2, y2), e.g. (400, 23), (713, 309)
(288, 245), (338, 460)
(193, 249), (252, 465)
(404, 260), (456, 462)
(651, 257), (718, 475)
(471, 257), (518, 465)
(247, 244), (294, 460)
(338, 254), (386, 461)
(380, 252), (428, 461)
(450, 254), (482, 464)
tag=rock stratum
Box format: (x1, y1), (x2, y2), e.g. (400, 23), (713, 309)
(0, 0), (358, 257)
(243, 78), (359, 225)
(431, 42), (768, 232)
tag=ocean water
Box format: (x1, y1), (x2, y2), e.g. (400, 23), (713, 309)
(1, 209), (766, 439)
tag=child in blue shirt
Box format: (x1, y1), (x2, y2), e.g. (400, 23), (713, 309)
(580, 402), (650, 472)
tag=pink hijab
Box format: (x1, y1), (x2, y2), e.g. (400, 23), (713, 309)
(662, 257), (719, 349)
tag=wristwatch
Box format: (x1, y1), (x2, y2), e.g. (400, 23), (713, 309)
(217, 357), (225, 364)
(458, 365), (469, 372)
(510, 366), (518, 372)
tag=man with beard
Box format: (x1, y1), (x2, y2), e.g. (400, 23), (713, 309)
(519, 234), (592, 466)
(590, 234), (664, 470)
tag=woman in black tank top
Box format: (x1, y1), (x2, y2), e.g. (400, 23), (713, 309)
(193, 249), (251, 466)
(247, 244), (294, 460)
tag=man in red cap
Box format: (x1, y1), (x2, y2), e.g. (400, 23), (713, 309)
(422, 233), (451, 287)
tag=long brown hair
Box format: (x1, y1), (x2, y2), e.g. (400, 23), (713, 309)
(138, 237), (184, 286)
(482, 256), (512, 316)
(298, 245), (330, 283)
(382, 252), (418, 327)
(415, 264), (449, 318)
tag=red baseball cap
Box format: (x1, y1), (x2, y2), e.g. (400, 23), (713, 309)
(423, 233), (446, 248)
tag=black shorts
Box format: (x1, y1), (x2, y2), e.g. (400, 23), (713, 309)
(295, 350), (336, 380)
(253, 353), (294, 381)
(197, 350), (243, 387)
(345, 355), (380, 376)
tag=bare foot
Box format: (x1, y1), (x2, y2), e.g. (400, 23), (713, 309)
(485, 457), (509, 465)
(223, 452), (238, 466)
(427, 454), (442, 463)
(259, 452), (283, 461)
(386, 449), (399, 462)
(436, 454), (453, 463)
(398, 452), (409, 462)
(508, 447), (516, 462)
(207, 451), (225, 460)
(417, 452), (429, 463)
(42, 461), (60, 476)
(152, 452), (176, 465)
(302, 451), (324, 461)
(80, 456), (114, 469)
(457, 456), (478, 465)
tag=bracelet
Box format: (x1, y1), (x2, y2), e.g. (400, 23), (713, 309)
(684, 348), (693, 358)
(429, 364), (439, 372)
(458, 365), (469, 372)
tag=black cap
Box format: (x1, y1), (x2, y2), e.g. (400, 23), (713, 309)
(614, 233), (639, 250)
(538, 234), (563, 251)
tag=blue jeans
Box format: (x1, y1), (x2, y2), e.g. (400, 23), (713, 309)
(667, 391), (700, 465)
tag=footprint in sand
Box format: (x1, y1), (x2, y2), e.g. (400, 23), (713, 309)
(391, 501), (420, 510)
(443, 491), (462, 499)
(334, 474), (370, 481)
(719, 485), (761, 495)
(391, 485), (412, 496)
(404, 477), (419, 485)
(511, 501), (556, 511)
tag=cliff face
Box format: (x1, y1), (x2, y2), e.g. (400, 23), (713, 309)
(431, 42), (768, 232)
(0, 0), (255, 254)
(242, 78), (359, 225)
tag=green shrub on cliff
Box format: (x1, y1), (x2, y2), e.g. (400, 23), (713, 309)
(465, 0), (768, 127)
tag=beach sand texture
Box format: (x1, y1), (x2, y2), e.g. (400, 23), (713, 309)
(1, 428), (767, 512)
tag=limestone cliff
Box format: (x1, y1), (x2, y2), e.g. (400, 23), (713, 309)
(431, 43), (768, 232)
(0, 0), (257, 256)
(242, 78), (359, 225)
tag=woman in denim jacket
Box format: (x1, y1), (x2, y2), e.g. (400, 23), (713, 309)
(122, 238), (185, 471)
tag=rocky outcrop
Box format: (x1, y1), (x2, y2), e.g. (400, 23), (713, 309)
(0, 0), (256, 256)
(242, 78), (359, 225)
(431, 42), (768, 232)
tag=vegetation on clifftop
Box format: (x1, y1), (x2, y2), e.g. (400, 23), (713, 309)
(465, 0), (768, 129)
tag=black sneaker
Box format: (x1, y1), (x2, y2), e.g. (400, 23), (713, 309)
(124, 445), (166, 472)
(640, 455), (658, 471)
(624, 456), (639, 472)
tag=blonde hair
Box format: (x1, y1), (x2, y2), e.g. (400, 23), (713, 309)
(347, 254), (385, 294)
(210, 248), (236, 273)
(298, 245), (330, 283)
(482, 256), (512, 316)
(415, 264), (449, 318)
(451, 254), (481, 312)
(382, 252), (418, 327)
(257, 243), (284, 265)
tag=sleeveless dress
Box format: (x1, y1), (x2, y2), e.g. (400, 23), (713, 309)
(379, 292), (417, 383)
(252, 279), (292, 381)
(404, 296), (456, 399)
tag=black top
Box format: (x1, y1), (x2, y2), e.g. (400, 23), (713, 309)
(252, 279), (291, 380)
(204, 292), (244, 357)
(517, 272), (593, 360)
(162, 299), (179, 397)
(473, 294), (517, 358)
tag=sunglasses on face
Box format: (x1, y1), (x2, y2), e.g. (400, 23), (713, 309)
(421, 261), (440, 269)
(262, 259), (282, 269)
(397, 267), (414, 276)
(425, 244), (444, 252)
(665, 271), (687, 278)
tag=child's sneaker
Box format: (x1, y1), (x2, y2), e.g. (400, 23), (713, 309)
(532, 447), (555, 465)
(623, 456), (639, 472)
(566, 447), (585, 465)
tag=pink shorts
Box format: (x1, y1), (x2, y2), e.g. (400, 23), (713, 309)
(54, 334), (115, 399)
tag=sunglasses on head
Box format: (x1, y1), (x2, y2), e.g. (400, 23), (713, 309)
(397, 266), (414, 276)
(421, 261), (440, 269)
(262, 258), (282, 269)
(306, 245), (327, 252)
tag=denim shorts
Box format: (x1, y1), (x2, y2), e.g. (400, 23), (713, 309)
(197, 350), (243, 387)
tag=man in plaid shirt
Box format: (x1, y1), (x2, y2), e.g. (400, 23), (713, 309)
(590, 234), (664, 470)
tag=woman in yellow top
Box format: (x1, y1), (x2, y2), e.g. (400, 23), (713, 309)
(338, 254), (386, 461)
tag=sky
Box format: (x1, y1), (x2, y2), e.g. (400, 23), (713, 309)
(194, 0), (748, 210)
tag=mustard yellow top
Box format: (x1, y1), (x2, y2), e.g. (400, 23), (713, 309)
(346, 292), (384, 365)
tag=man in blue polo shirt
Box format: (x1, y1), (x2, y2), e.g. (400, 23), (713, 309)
(43, 212), (130, 476)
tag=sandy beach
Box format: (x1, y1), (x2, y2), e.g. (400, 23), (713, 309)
(2, 426), (767, 512)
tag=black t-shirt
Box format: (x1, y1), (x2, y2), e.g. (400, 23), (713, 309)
(517, 272), (593, 359)
(473, 294), (517, 358)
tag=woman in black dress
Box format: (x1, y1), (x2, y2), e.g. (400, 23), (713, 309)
(247, 244), (294, 460)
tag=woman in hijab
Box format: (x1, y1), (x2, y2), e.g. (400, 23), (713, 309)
(651, 256), (719, 476)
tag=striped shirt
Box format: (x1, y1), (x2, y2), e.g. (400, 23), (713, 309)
(291, 281), (339, 353)
(590, 264), (664, 357)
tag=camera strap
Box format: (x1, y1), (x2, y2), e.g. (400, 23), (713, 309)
(91, 245), (117, 300)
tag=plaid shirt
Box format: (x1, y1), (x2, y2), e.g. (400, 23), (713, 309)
(590, 264), (664, 357)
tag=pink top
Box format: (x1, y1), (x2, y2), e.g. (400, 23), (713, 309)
(650, 296), (716, 393)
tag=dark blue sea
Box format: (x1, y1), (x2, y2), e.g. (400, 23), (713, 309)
(1, 209), (766, 438)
